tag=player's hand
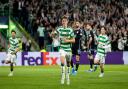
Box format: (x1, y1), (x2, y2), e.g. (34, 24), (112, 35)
(63, 38), (69, 43)
(99, 44), (104, 48)
(60, 37), (68, 43)
(11, 51), (16, 55)
(64, 39), (68, 42)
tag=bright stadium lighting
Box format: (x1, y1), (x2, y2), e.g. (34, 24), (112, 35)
(0, 24), (8, 29)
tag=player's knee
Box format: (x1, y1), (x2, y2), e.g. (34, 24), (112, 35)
(60, 56), (65, 64)
(100, 65), (104, 69)
(67, 61), (70, 67)
(66, 55), (71, 61)
(61, 59), (65, 64)
(94, 59), (98, 64)
(90, 55), (94, 60)
(88, 55), (93, 60)
(87, 55), (90, 59)
(67, 63), (70, 67)
(76, 55), (80, 61)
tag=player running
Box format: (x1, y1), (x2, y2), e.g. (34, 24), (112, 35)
(1, 30), (19, 76)
(94, 27), (111, 77)
(56, 16), (75, 85)
(71, 21), (82, 75)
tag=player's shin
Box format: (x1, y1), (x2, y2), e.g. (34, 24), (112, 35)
(99, 63), (104, 77)
(71, 59), (75, 74)
(89, 59), (94, 71)
(61, 63), (65, 78)
(93, 64), (98, 71)
(66, 61), (70, 75)
(100, 64), (104, 73)
(66, 61), (70, 85)
(71, 59), (74, 68)
(75, 55), (80, 71)
(8, 63), (14, 76)
(61, 63), (65, 84)
(94, 60), (99, 71)
(60, 56), (66, 84)
(76, 61), (80, 71)
(10, 63), (13, 72)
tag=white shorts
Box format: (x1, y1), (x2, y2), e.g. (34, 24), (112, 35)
(94, 54), (106, 64)
(5, 53), (16, 63)
(59, 49), (72, 61)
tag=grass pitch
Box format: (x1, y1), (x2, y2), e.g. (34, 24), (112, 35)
(0, 65), (128, 89)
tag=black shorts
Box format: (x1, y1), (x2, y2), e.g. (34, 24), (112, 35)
(72, 43), (81, 55)
(72, 48), (80, 55)
(88, 49), (95, 55)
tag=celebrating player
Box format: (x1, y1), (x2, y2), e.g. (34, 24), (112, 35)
(94, 27), (111, 77)
(71, 21), (82, 75)
(1, 30), (19, 76)
(56, 16), (75, 85)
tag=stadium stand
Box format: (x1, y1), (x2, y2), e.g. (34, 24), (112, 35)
(12, 0), (128, 51)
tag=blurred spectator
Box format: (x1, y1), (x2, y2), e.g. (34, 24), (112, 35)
(123, 30), (128, 51)
(45, 26), (53, 52)
(26, 40), (31, 51)
(124, 37), (128, 51)
(12, 0), (128, 51)
(13, 0), (19, 19)
(118, 35), (125, 51)
(22, 36), (27, 51)
(111, 34), (118, 51)
(18, 38), (22, 51)
(51, 29), (60, 52)
(37, 23), (45, 49)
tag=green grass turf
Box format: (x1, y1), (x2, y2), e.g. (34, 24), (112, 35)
(0, 65), (128, 89)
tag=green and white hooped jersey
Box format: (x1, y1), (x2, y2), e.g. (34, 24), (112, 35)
(8, 37), (19, 53)
(97, 34), (110, 56)
(57, 26), (74, 52)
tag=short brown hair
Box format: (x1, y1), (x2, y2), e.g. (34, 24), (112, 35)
(83, 22), (92, 27)
(61, 15), (68, 20)
(100, 26), (106, 31)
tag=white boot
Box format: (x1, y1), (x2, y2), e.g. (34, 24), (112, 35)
(61, 73), (65, 84)
(99, 73), (104, 77)
(8, 72), (13, 77)
(66, 74), (70, 85)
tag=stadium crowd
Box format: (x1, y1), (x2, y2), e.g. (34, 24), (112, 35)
(12, 0), (128, 51)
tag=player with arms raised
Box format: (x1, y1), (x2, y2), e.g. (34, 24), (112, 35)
(56, 16), (75, 85)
